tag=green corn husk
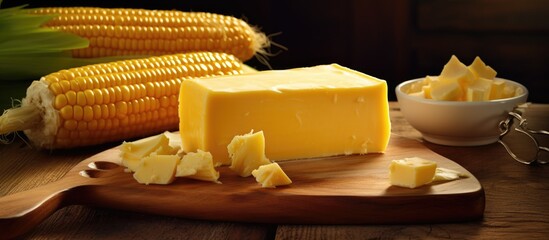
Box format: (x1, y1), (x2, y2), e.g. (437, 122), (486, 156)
(0, 3), (89, 80)
(0, 2), (146, 110)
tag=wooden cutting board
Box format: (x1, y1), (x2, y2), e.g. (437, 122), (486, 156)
(0, 134), (484, 238)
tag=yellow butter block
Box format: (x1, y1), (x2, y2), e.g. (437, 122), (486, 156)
(133, 154), (180, 185)
(408, 80), (426, 94)
(421, 76), (437, 99)
(405, 75), (437, 97)
(228, 130), (272, 177)
(408, 56), (519, 102)
(179, 64), (391, 164)
(430, 79), (463, 101)
(251, 162), (292, 188)
(468, 56), (497, 80)
(389, 157), (437, 188)
(466, 77), (493, 101)
(176, 149), (220, 183)
(422, 85), (432, 99)
(489, 79), (506, 100)
(466, 88), (488, 102)
(440, 55), (475, 88)
(424, 75), (438, 84)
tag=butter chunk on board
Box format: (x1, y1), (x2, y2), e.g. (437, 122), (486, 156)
(120, 132), (179, 172)
(133, 154), (180, 185)
(176, 150), (220, 183)
(252, 162), (292, 188)
(228, 130), (272, 177)
(389, 157), (437, 189)
(179, 64), (391, 165)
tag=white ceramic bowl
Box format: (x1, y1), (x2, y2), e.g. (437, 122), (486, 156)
(395, 78), (528, 146)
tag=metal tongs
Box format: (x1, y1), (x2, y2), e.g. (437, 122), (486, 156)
(498, 109), (549, 165)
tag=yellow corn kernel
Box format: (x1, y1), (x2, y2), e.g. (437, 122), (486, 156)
(73, 105), (84, 121)
(76, 91), (87, 105)
(43, 75), (59, 85)
(60, 106), (73, 120)
(27, 7), (268, 61)
(54, 94), (68, 109)
(49, 82), (63, 95)
(92, 105), (102, 120)
(0, 52), (244, 149)
(64, 120), (77, 130)
(60, 80), (71, 92)
(93, 89), (104, 104)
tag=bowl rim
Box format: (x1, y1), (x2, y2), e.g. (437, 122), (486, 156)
(395, 77), (529, 106)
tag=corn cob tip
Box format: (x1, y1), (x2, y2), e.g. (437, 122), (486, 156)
(250, 30), (286, 69)
(0, 104), (42, 135)
(0, 80), (63, 148)
(0, 81), (58, 148)
(251, 27), (270, 54)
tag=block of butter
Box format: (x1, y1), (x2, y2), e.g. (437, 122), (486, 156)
(389, 157), (437, 188)
(179, 64), (391, 165)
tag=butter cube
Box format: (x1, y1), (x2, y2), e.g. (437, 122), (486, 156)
(179, 64), (391, 164)
(406, 77), (434, 99)
(489, 79), (506, 100)
(421, 76), (437, 99)
(251, 162), (292, 188)
(133, 154), (180, 185)
(228, 130), (272, 177)
(406, 76), (437, 96)
(439, 55), (475, 88)
(389, 157), (437, 188)
(430, 79), (463, 101)
(404, 56), (521, 102)
(466, 88), (488, 102)
(466, 77), (493, 101)
(468, 56), (497, 80)
(120, 132), (178, 172)
(408, 80), (426, 94)
(422, 85), (432, 99)
(176, 150), (220, 183)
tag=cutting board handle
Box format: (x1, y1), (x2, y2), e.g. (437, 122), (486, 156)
(0, 177), (85, 239)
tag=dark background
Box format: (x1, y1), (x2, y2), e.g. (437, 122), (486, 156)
(3, 0), (549, 103)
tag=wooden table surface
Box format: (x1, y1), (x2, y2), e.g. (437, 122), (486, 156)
(1, 102), (548, 240)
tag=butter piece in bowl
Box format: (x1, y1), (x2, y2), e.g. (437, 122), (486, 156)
(395, 56), (528, 146)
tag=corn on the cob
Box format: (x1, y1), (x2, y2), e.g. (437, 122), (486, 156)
(26, 7), (269, 62)
(0, 52), (244, 149)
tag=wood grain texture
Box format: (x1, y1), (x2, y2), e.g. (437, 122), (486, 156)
(1, 103), (548, 239)
(26, 206), (274, 240)
(275, 103), (549, 240)
(0, 133), (484, 239)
